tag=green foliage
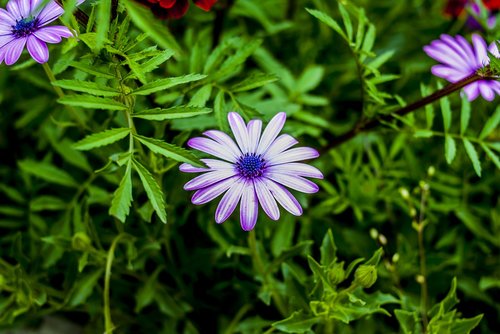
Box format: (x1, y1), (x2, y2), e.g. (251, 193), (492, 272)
(0, 0), (499, 333)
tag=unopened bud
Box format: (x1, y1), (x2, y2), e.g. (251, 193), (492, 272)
(369, 228), (379, 240)
(392, 253), (400, 263)
(378, 234), (387, 246)
(72, 232), (92, 251)
(399, 188), (410, 199)
(427, 166), (435, 177)
(328, 263), (345, 285)
(354, 265), (377, 288)
(416, 275), (425, 284)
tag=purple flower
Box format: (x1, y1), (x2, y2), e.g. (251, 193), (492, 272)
(180, 112), (323, 231)
(423, 34), (500, 101)
(0, 0), (83, 65)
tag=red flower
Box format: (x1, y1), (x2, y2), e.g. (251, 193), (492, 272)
(136, 0), (217, 19)
(445, 0), (500, 17)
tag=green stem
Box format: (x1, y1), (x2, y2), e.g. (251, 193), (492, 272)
(247, 231), (287, 316)
(104, 233), (129, 334)
(223, 304), (252, 334)
(417, 184), (430, 332)
(323, 71), (498, 151)
(42, 62), (87, 129)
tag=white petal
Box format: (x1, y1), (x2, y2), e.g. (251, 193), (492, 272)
(254, 178), (280, 220)
(188, 137), (237, 162)
(203, 130), (241, 160)
(247, 120), (262, 154)
(262, 134), (298, 160)
(215, 177), (245, 224)
(256, 112), (286, 155)
(264, 179), (302, 216)
(267, 163), (323, 179)
(184, 170), (236, 191)
(267, 147), (319, 166)
(472, 33), (489, 66)
(240, 181), (258, 231)
(265, 172), (319, 193)
(179, 163), (209, 173)
(191, 176), (239, 205)
(228, 112), (250, 154)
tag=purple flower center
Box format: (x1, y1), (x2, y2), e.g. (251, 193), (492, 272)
(236, 153), (266, 179)
(12, 17), (40, 38)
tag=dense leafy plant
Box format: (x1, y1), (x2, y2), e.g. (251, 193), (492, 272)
(0, 0), (499, 333)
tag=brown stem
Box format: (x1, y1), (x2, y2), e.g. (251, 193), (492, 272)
(321, 72), (497, 152)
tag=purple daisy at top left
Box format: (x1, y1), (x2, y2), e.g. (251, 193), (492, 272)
(0, 0), (84, 65)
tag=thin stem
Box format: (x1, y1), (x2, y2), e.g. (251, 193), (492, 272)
(247, 231), (287, 316)
(322, 72), (497, 152)
(42, 62), (87, 129)
(417, 183), (430, 332)
(104, 233), (129, 334)
(223, 304), (252, 334)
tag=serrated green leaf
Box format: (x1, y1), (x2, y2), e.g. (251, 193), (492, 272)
(216, 39), (262, 78)
(460, 95), (471, 135)
(132, 159), (166, 224)
(132, 74), (206, 95)
(141, 49), (175, 74)
(73, 128), (130, 151)
(18, 160), (78, 187)
(306, 8), (347, 41)
(53, 80), (120, 97)
(69, 61), (115, 79)
(109, 161), (133, 223)
(134, 135), (202, 167)
(231, 73), (278, 92)
(189, 84), (213, 107)
(445, 135), (457, 164)
(463, 139), (482, 176)
(133, 106), (212, 121)
(481, 144), (500, 169)
(395, 310), (420, 334)
(479, 106), (500, 140)
(58, 95), (128, 110)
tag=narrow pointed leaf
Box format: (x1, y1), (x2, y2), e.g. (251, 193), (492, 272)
(132, 159), (167, 224)
(479, 106), (500, 140)
(132, 74), (207, 95)
(460, 95), (471, 135)
(134, 135), (203, 167)
(58, 96), (128, 110)
(53, 80), (121, 97)
(18, 160), (78, 187)
(133, 106), (212, 121)
(109, 162), (133, 223)
(73, 128), (131, 151)
(463, 139), (482, 177)
(445, 135), (456, 164)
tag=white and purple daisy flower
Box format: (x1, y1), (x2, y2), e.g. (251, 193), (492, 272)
(423, 34), (500, 101)
(0, 0), (83, 65)
(180, 112), (323, 231)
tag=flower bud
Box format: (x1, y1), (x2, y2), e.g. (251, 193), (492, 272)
(369, 228), (379, 240)
(72, 232), (93, 251)
(399, 187), (410, 199)
(328, 263), (345, 285)
(354, 265), (377, 288)
(427, 166), (435, 177)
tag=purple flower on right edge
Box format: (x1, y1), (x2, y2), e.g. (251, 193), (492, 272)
(423, 34), (500, 101)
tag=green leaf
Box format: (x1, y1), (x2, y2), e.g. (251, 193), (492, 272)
(135, 268), (162, 313)
(420, 83), (434, 129)
(133, 106), (212, 121)
(338, 3), (353, 41)
(73, 128), (130, 151)
(231, 73), (278, 92)
(18, 160), (78, 187)
(460, 95), (471, 135)
(272, 311), (319, 333)
(414, 130), (434, 138)
(395, 309), (420, 334)
(95, 0), (111, 50)
(58, 95), (128, 110)
(217, 39), (262, 78)
(123, 0), (181, 54)
(214, 90), (228, 131)
(479, 106), (500, 140)
(30, 196), (67, 211)
(53, 80), (120, 97)
(132, 159), (167, 224)
(189, 84), (213, 107)
(68, 269), (104, 306)
(295, 66), (324, 93)
(307, 256), (332, 290)
(132, 74), (206, 95)
(439, 87), (452, 133)
(320, 229), (337, 266)
(306, 8), (347, 41)
(134, 135), (203, 167)
(69, 61), (115, 79)
(445, 135), (457, 164)
(141, 49), (175, 74)
(463, 139), (482, 177)
(109, 161), (133, 223)
(361, 23), (376, 54)
(481, 144), (500, 169)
